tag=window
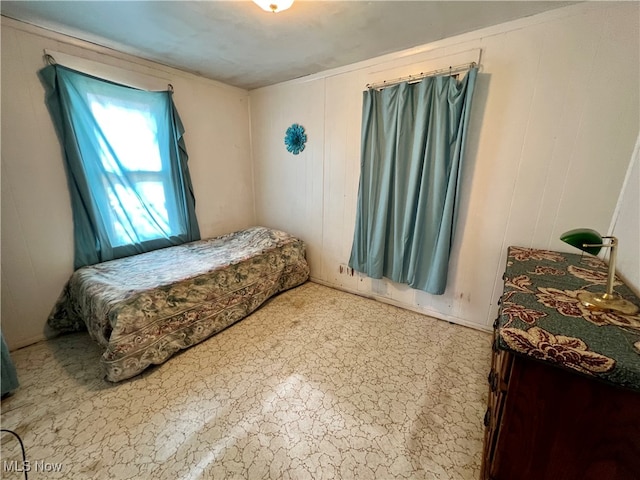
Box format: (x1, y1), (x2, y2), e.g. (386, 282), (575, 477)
(41, 64), (200, 268)
(349, 67), (477, 294)
(89, 94), (179, 247)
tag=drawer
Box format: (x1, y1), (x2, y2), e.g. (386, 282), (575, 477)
(494, 347), (513, 392)
(482, 343), (514, 479)
(489, 334), (513, 395)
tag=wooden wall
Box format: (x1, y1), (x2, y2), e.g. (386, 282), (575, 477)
(249, 2), (640, 331)
(1, 18), (255, 349)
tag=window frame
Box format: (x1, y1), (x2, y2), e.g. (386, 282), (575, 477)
(41, 61), (200, 268)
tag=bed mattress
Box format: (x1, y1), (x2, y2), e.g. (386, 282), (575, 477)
(48, 226), (310, 381)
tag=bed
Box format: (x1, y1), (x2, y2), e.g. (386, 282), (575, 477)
(48, 226), (310, 382)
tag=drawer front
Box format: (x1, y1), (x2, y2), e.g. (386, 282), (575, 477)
(481, 330), (514, 480)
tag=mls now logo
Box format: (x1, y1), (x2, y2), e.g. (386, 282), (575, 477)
(3, 460), (63, 473)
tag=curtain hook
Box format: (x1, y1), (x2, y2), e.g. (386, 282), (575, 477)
(44, 53), (57, 65)
(167, 84), (174, 93)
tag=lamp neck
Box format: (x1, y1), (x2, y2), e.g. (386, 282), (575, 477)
(604, 236), (617, 297)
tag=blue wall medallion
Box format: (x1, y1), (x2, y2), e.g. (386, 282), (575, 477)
(284, 124), (307, 155)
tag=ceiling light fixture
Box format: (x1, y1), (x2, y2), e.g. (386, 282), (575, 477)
(253, 0), (294, 13)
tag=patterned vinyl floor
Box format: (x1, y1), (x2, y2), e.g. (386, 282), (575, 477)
(0, 282), (492, 479)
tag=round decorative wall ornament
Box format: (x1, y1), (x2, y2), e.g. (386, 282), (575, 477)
(284, 124), (307, 155)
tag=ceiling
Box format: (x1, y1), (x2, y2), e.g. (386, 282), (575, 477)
(1, 1), (576, 90)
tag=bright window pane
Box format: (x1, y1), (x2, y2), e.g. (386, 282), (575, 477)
(89, 97), (176, 247)
(90, 98), (162, 172)
(137, 181), (169, 232)
(106, 182), (170, 246)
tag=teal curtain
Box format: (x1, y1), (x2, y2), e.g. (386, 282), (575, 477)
(1, 332), (19, 396)
(349, 68), (477, 294)
(40, 65), (200, 269)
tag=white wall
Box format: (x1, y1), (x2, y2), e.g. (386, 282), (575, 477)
(1, 18), (255, 349)
(611, 134), (640, 295)
(250, 2), (640, 331)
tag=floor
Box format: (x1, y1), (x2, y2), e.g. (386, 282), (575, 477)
(1, 282), (492, 480)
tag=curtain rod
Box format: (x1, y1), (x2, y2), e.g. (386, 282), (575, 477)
(366, 62), (477, 91)
(43, 50), (174, 92)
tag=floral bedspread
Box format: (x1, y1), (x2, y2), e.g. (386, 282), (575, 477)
(497, 246), (640, 392)
(48, 226), (310, 382)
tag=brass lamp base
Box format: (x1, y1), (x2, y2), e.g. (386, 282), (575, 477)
(577, 291), (639, 315)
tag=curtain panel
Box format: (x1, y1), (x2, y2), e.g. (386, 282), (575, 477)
(349, 68), (477, 294)
(40, 65), (200, 269)
(1, 332), (19, 396)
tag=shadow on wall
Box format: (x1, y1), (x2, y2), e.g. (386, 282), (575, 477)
(441, 72), (493, 287)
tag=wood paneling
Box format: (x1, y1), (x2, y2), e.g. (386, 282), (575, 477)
(611, 137), (640, 296)
(250, 2), (640, 331)
(1, 19), (255, 349)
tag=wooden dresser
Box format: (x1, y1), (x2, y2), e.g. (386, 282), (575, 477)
(481, 247), (640, 480)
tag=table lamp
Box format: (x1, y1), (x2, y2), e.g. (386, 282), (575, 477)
(560, 228), (638, 315)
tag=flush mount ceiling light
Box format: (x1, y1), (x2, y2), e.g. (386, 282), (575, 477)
(253, 0), (294, 13)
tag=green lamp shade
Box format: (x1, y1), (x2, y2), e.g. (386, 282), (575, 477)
(560, 228), (603, 256)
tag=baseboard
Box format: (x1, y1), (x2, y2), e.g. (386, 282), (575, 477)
(308, 277), (493, 334)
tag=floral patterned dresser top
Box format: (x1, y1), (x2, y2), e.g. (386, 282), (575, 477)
(497, 246), (640, 393)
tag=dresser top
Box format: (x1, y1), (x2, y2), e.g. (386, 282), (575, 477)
(498, 246), (640, 392)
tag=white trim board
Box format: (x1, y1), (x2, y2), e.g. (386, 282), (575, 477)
(310, 277), (493, 334)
